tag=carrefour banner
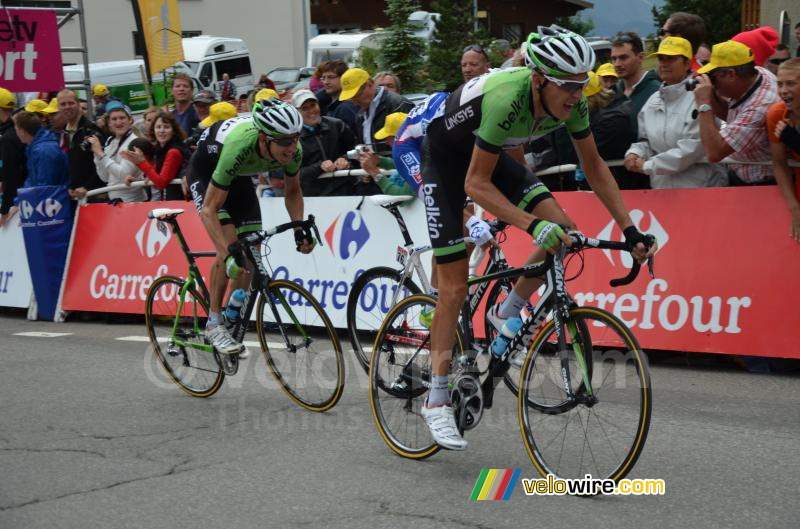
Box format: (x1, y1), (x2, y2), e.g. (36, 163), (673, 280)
(0, 216), (34, 308)
(17, 186), (72, 320)
(61, 201), (212, 314)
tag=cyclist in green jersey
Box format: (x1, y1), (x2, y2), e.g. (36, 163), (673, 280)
(187, 98), (314, 355)
(419, 26), (657, 450)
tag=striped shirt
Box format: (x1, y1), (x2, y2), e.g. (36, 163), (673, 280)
(720, 67), (779, 183)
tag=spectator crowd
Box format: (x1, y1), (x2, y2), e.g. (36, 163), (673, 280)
(1, 12), (799, 240)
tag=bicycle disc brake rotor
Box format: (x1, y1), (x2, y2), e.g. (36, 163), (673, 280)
(450, 371), (483, 432)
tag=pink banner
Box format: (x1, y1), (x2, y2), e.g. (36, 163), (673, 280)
(0, 9), (64, 92)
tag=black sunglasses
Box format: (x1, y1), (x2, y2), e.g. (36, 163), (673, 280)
(271, 135), (300, 147)
(657, 27), (672, 37)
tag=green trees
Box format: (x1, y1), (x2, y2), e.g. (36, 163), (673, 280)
(652, 0), (741, 44)
(380, 0), (425, 91)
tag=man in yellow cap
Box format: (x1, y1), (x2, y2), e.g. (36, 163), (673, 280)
(694, 39), (779, 185)
(92, 84), (120, 117)
(339, 67), (414, 154)
(0, 87), (24, 226)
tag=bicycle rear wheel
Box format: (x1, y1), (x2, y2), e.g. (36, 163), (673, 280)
(144, 276), (224, 398)
(518, 307), (651, 481)
(257, 279), (345, 412)
(347, 266), (421, 373)
(369, 294), (463, 459)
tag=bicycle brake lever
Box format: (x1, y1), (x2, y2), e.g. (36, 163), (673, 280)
(647, 255), (655, 279)
(308, 215), (323, 247)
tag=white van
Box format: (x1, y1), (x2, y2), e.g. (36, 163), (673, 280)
(62, 60), (199, 113)
(182, 36), (255, 98)
(306, 31), (384, 68)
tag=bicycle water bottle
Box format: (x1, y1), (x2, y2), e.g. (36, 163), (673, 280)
(491, 317), (523, 357)
(224, 289), (246, 323)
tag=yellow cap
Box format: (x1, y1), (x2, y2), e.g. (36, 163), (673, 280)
(648, 36), (693, 60)
(46, 97), (59, 113)
(200, 101), (238, 128)
(339, 68), (369, 101)
(596, 63), (618, 78)
(255, 88), (279, 102)
(24, 99), (58, 114)
(374, 112), (408, 140)
(583, 71), (601, 98)
(697, 40), (754, 74)
(93, 84), (109, 96)
(0, 87), (15, 109)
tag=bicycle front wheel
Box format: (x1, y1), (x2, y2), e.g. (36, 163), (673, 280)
(257, 279), (345, 412)
(518, 307), (651, 481)
(144, 275), (224, 398)
(369, 294), (463, 459)
(347, 266), (421, 373)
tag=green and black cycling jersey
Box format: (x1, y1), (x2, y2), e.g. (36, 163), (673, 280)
(431, 67), (591, 155)
(422, 67), (590, 262)
(187, 115), (303, 234)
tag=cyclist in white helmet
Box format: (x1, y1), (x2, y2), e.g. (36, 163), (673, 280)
(418, 26), (657, 450)
(187, 98), (314, 355)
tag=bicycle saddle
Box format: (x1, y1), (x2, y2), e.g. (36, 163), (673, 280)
(147, 208), (184, 220)
(369, 194), (414, 209)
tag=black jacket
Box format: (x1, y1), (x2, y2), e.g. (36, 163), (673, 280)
(298, 116), (358, 196)
(355, 89), (415, 150)
(0, 117), (26, 215)
(315, 88), (359, 136)
(60, 116), (105, 191)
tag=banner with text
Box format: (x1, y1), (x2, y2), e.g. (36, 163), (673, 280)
(0, 218), (33, 308)
(0, 9), (63, 91)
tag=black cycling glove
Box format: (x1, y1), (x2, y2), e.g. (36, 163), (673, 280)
(623, 226), (648, 251)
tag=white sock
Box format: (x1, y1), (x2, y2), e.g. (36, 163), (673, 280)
(207, 311), (223, 329)
(426, 375), (450, 407)
(499, 291), (526, 319)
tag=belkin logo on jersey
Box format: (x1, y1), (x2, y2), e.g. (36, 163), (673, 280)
(444, 106), (475, 130)
(497, 96), (525, 131)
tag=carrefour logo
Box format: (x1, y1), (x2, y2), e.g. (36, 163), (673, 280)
(19, 200), (34, 220)
(324, 211), (370, 260)
(596, 209), (668, 268)
(135, 218), (171, 258)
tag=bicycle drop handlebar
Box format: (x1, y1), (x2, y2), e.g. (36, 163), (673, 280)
(242, 215), (323, 248)
(565, 231), (656, 287)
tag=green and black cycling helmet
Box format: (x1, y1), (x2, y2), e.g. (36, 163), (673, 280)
(251, 97), (303, 138)
(524, 24), (596, 76)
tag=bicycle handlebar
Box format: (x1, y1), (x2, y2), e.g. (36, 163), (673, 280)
(244, 215), (323, 248)
(566, 231), (656, 287)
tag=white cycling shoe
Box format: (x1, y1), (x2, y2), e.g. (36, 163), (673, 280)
(206, 325), (245, 355)
(421, 403), (468, 450)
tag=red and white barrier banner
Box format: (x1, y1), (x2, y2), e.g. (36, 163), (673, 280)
(496, 187), (799, 359)
(0, 9), (64, 92)
(60, 188), (799, 358)
(0, 218), (33, 308)
(61, 202), (213, 313)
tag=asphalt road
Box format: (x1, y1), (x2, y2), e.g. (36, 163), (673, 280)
(1, 313), (798, 529)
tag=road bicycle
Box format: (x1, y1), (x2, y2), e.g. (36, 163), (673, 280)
(369, 230), (655, 481)
(143, 208), (345, 412)
(346, 195), (515, 374)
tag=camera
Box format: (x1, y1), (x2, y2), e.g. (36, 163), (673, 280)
(685, 78), (699, 91)
(346, 144), (370, 160)
(79, 132), (101, 151)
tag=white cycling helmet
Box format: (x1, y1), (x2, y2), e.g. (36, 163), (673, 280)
(252, 97), (303, 138)
(524, 25), (595, 76)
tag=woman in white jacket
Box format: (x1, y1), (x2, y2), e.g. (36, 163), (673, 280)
(624, 37), (728, 188)
(87, 101), (148, 202)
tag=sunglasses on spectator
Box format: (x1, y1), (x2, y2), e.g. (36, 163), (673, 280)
(657, 27), (673, 37)
(768, 57), (789, 65)
(463, 44), (489, 60)
(271, 135), (300, 147)
(542, 72), (589, 93)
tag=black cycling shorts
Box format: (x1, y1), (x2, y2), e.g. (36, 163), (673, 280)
(420, 135), (552, 264)
(187, 139), (262, 235)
